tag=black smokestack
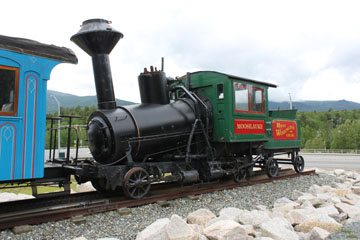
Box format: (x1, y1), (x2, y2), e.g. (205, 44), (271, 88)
(70, 19), (123, 110)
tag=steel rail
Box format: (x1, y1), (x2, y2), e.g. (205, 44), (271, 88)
(0, 169), (315, 230)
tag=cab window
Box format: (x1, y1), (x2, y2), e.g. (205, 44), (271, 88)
(0, 66), (19, 116)
(251, 87), (264, 113)
(234, 82), (264, 114)
(234, 83), (249, 111)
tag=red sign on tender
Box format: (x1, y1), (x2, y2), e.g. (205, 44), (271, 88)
(272, 120), (298, 140)
(234, 119), (265, 134)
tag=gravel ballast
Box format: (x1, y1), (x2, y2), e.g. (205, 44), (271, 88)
(0, 172), (345, 240)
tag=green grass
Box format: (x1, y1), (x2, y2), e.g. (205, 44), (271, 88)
(347, 234), (358, 239)
(0, 178), (78, 196)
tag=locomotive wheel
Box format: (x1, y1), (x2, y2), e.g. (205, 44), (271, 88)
(233, 167), (247, 183)
(123, 167), (151, 199)
(266, 157), (279, 177)
(293, 155), (305, 173)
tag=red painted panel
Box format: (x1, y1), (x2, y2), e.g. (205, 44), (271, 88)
(272, 120), (298, 140)
(234, 119), (265, 134)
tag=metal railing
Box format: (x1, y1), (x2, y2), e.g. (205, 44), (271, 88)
(302, 149), (360, 154)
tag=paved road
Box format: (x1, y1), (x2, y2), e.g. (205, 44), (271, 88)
(301, 153), (360, 170)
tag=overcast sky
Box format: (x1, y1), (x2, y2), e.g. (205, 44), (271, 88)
(2, 0), (360, 103)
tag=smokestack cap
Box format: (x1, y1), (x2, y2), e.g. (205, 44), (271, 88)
(70, 19), (123, 56)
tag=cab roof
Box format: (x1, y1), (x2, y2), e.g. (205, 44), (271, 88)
(190, 71), (277, 88)
(0, 35), (78, 64)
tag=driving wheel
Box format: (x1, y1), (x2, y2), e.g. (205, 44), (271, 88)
(266, 157), (279, 177)
(123, 167), (151, 199)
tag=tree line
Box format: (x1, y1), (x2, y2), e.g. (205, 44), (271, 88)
(298, 109), (360, 150)
(45, 106), (360, 150)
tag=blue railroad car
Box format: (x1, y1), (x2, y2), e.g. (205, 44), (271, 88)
(0, 35), (77, 182)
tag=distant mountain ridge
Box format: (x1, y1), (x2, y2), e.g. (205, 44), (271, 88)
(46, 90), (360, 113)
(269, 100), (360, 112)
(47, 90), (134, 113)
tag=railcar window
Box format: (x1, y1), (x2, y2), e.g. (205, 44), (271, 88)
(217, 83), (224, 99)
(0, 66), (19, 116)
(251, 88), (264, 113)
(234, 83), (249, 111)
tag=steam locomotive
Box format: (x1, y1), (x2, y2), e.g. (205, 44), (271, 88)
(0, 19), (304, 199)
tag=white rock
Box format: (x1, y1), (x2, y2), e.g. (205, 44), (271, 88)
(351, 186), (360, 195)
(269, 211), (285, 219)
(331, 212), (348, 223)
(316, 205), (339, 216)
(272, 205), (295, 215)
(297, 194), (324, 207)
(73, 237), (88, 240)
(291, 190), (305, 201)
(187, 208), (216, 227)
(197, 233), (207, 240)
(166, 215), (198, 240)
(255, 205), (268, 211)
(330, 196), (341, 205)
(346, 193), (360, 202)
(242, 224), (255, 236)
(238, 210), (271, 227)
(203, 220), (247, 240)
(308, 185), (323, 195)
(296, 231), (309, 240)
(308, 227), (330, 240)
(285, 208), (317, 225)
(294, 215), (342, 233)
(317, 214), (342, 226)
(259, 218), (299, 240)
(97, 238), (120, 240)
(272, 216), (294, 231)
(340, 197), (356, 205)
(136, 218), (170, 240)
(188, 224), (204, 234)
(274, 197), (298, 208)
(331, 188), (352, 197)
(300, 200), (315, 209)
(345, 171), (356, 179)
(260, 238), (275, 240)
(320, 185), (333, 193)
(219, 207), (244, 222)
(349, 213), (360, 222)
(76, 182), (95, 192)
(335, 202), (360, 218)
(334, 169), (345, 176)
(205, 217), (223, 228)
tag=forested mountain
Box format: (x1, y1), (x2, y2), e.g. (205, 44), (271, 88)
(47, 90), (134, 113)
(269, 100), (360, 112)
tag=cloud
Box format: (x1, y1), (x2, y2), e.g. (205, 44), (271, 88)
(2, 0), (360, 103)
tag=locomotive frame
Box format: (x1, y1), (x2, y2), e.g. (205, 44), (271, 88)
(0, 19), (305, 200)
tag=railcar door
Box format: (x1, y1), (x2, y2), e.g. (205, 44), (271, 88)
(232, 81), (268, 142)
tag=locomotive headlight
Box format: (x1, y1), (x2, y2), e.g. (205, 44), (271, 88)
(87, 116), (113, 164)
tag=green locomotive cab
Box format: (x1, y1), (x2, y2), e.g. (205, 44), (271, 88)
(173, 71), (304, 178)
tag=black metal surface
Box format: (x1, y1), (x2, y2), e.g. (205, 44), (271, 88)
(138, 70), (169, 104)
(71, 19), (123, 110)
(87, 100), (198, 164)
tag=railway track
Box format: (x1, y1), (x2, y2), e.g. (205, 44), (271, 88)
(0, 168), (315, 231)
